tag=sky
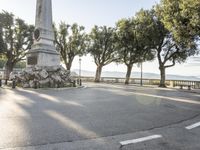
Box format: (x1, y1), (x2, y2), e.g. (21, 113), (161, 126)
(0, 0), (200, 77)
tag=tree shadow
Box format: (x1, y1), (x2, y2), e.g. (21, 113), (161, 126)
(0, 86), (200, 149)
(0, 88), (104, 148)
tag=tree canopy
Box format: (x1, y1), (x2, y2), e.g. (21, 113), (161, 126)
(158, 0), (200, 44)
(54, 22), (88, 70)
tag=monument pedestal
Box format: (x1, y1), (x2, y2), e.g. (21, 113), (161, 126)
(27, 49), (60, 67)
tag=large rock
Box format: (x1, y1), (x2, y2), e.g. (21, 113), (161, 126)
(24, 68), (34, 76)
(33, 71), (41, 80)
(51, 74), (62, 82)
(12, 66), (72, 88)
(29, 80), (35, 88)
(39, 69), (49, 79)
(9, 72), (18, 80)
(39, 78), (50, 88)
(45, 66), (60, 72)
(23, 83), (30, 88)
(34, 65), (42, 71)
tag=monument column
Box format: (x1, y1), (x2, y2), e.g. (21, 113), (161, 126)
(11, 0), (71, 88)
(27, 0), (60, 67)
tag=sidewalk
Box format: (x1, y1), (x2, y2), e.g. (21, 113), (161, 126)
(141, 84), (200, 94)
(97, 82), (200, 94)
(176, 88), (200, 94)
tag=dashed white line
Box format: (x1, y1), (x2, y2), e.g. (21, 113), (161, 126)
(120, 134), (162, 146)
(186, 121), (200, 130)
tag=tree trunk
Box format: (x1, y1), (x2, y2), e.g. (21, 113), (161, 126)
(125, 64), (133, 85)
(66, 62), (72, 71)
(159, 66), (166, 87)
(94, 65), (103, 82)
(65, 56), (75, 71)
(4, 60), (14, 80)
(65, 59), (73, 71)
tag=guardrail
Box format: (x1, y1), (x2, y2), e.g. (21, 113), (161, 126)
(0, 68), (23, 79)
(1, 68), (200, 89)
(75, 76), (200, 89)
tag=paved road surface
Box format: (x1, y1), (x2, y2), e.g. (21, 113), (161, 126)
(0, 83), (200, 150)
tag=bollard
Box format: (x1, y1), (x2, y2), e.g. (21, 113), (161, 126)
(73, 80), (76, 87)
(57, 82), (60, 88)
(77, 79), (79, 85)
(0, 79), (2, 87)
(12, 80), (16, 89)
(49, 81), (51, 88)
(5, 79), (7, 85)
(34, 80), (37, 89)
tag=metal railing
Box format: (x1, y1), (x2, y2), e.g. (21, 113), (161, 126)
(75, 76), (200, 89)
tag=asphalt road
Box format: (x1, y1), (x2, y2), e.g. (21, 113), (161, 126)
(0, 83), (200, 150)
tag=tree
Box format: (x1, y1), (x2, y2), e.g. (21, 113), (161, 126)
(0, 11), (34, 79)
(116, 10), (155, 84)
(0, 58), (6, 68)
(148, 8), (198, 87)
(156, 1), (200, 87)
(54, 22), (88, 70)
(159, 0), (200, 44)
(88, 26), (117, 82)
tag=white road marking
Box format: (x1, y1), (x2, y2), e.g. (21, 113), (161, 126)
(120, 135), (162, 146)
(133, 92), (200, 105)
(98, 85), (200, 105)
(186, 121), (200, 130)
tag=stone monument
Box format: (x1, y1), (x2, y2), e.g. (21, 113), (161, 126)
(10, 0), (72, 88)
(27, 0), (60, 67)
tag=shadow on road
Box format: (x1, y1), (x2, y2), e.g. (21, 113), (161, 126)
(0, 85), (200, 149)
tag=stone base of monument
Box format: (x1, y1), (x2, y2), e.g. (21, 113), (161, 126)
(10, 66), (73, 88)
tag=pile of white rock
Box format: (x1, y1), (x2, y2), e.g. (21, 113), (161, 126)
(10, 66), (73, 88)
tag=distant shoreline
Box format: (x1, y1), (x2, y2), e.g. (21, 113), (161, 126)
(73, 69), (200, 81)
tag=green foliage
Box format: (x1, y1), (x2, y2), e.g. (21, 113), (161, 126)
(0, 11), (34, 66)
(54, 22), (88, 70)
(88, 25), (117, 66)
(158, 0), (200, 44)
(116, 10), (155, 67)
